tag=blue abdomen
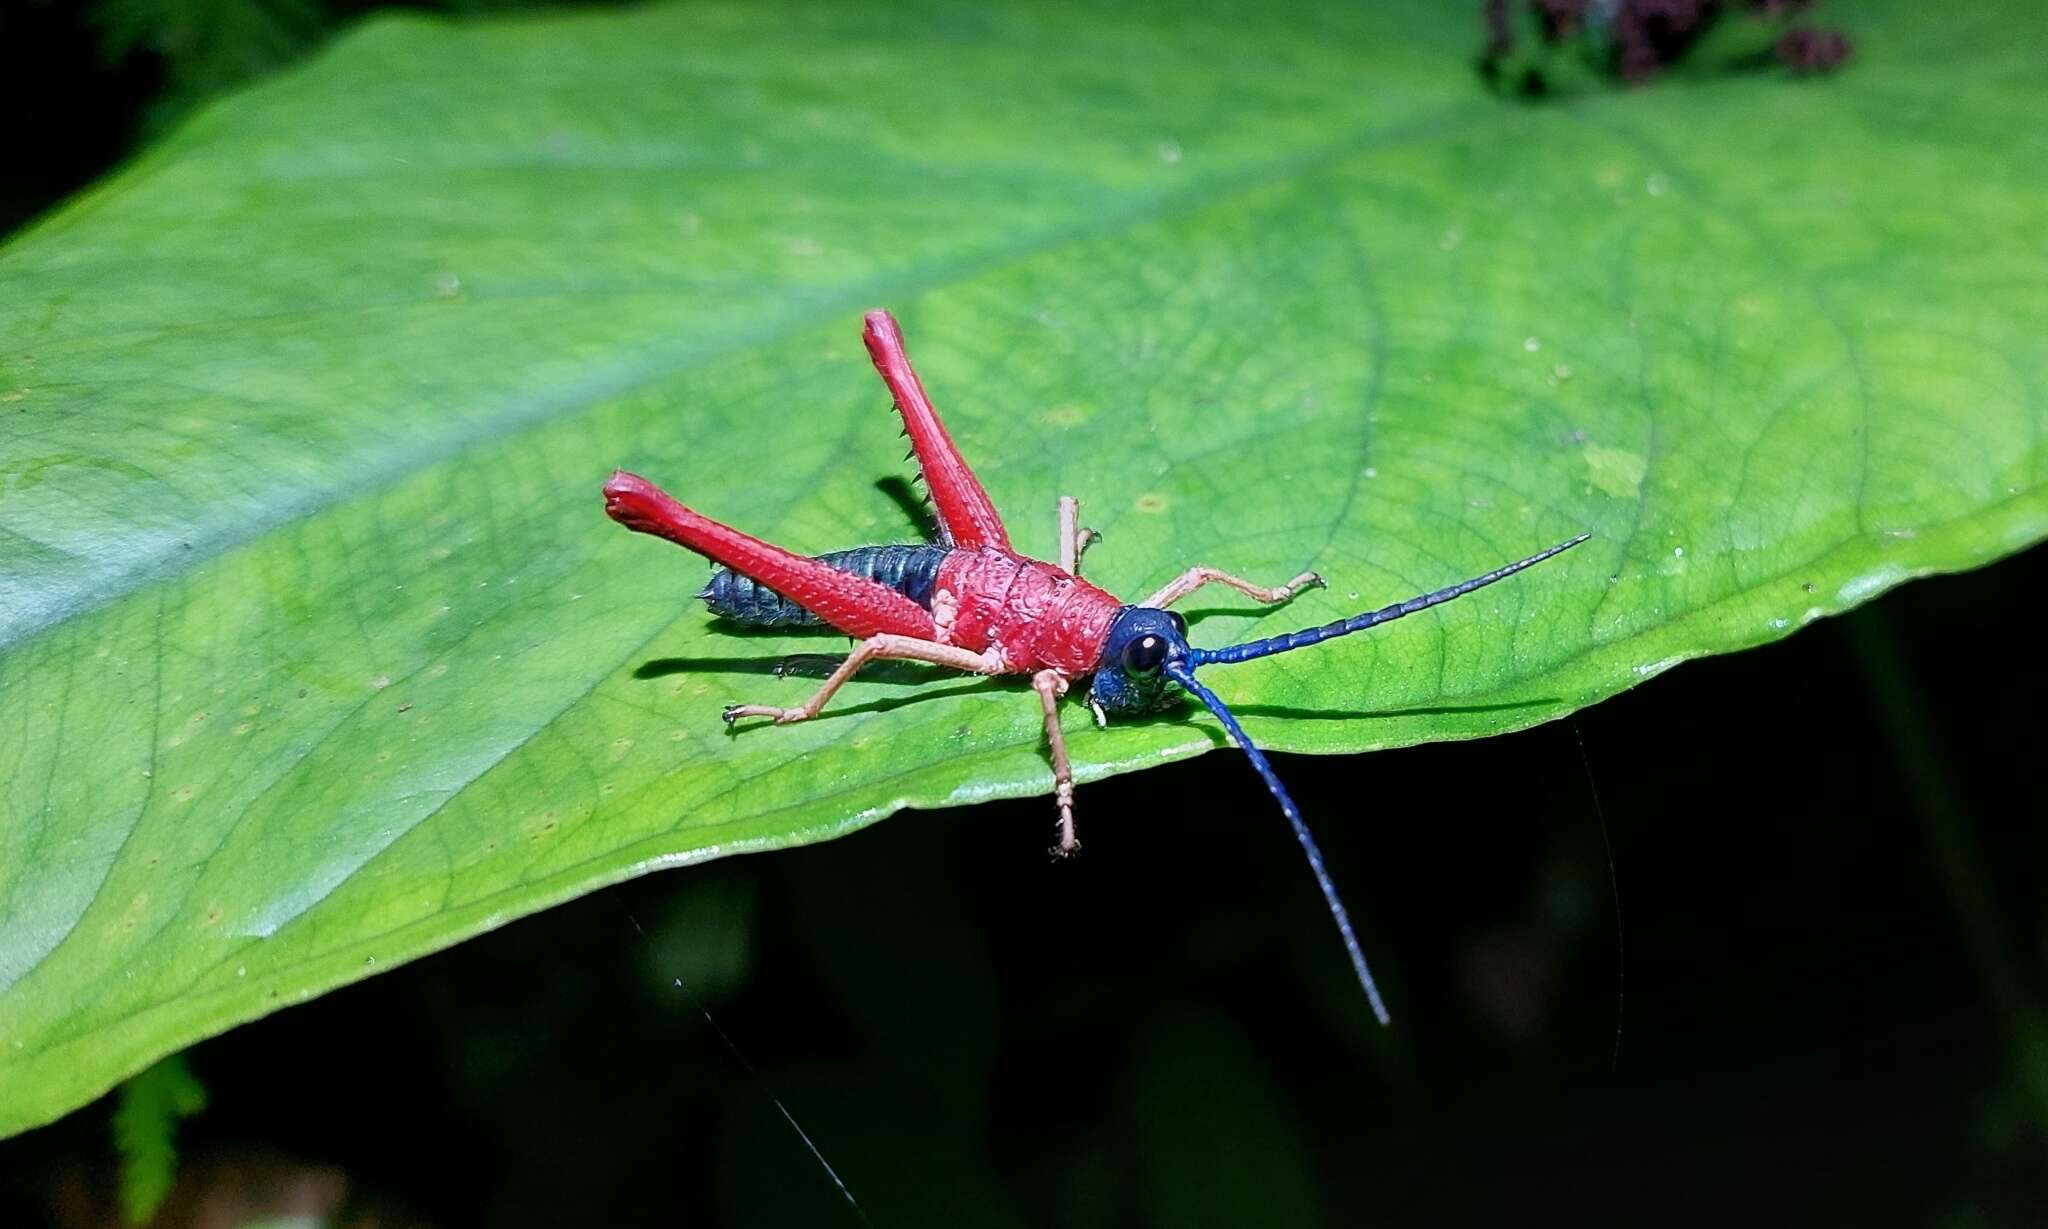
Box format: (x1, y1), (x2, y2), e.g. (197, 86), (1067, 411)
(699, 544), (948, 626)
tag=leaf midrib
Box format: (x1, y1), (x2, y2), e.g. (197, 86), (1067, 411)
(0, 99), (1496, 656)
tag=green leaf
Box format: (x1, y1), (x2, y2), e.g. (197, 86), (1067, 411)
(2, 0), (2043, 1137)
(113, 1053), (207, 1223)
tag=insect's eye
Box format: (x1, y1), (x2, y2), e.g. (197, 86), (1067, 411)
(1122, 634), (1167, 676)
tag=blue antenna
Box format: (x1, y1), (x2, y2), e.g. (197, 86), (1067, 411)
(1166, 660), (1391, 1024)
(1172, 532), (1592, 1024)
(1191, 534), (1590, 668)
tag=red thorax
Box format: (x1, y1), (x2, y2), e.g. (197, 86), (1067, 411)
(933, 547), (1122, 676)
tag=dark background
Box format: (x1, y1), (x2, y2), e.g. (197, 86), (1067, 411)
(3, 2), (2045, 1225)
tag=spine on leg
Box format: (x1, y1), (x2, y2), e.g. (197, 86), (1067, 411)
(862, 311), (1011, 550)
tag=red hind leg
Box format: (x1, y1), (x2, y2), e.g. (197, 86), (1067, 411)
(862, 310), (1011, 551)
(603, 470), (938, 640)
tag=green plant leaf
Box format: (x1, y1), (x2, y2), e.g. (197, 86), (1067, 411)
(112, 1053), (207, 1223)
(2, 0), (2043, 1137)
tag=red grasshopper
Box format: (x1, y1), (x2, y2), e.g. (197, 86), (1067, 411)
(604, 310), (1587, 1023)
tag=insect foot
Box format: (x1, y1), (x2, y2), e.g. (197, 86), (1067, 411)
(722, 703), (807, 726)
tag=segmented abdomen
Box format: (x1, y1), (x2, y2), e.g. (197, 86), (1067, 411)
(700, 544), (948, 626)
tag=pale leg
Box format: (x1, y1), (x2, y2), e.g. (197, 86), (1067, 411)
(1057, 496), (1101, 577)
(724, 635), (1006, 725)
(1032, 669), (1079, 856)
(1139, 565), (1325, 611)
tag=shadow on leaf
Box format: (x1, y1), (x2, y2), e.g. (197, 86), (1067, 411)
(1226, 697), (1563, 723)
(635, 654), (953, 685)
(873, 474), (941, 543)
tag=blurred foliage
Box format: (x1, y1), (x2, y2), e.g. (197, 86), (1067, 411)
(1479, 0), (1853, 95)
(1, 0), (628, 232)
(110, 1055), (206, 1224)
(85, 0), (324, 114)
(69, 0), (589, 116)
